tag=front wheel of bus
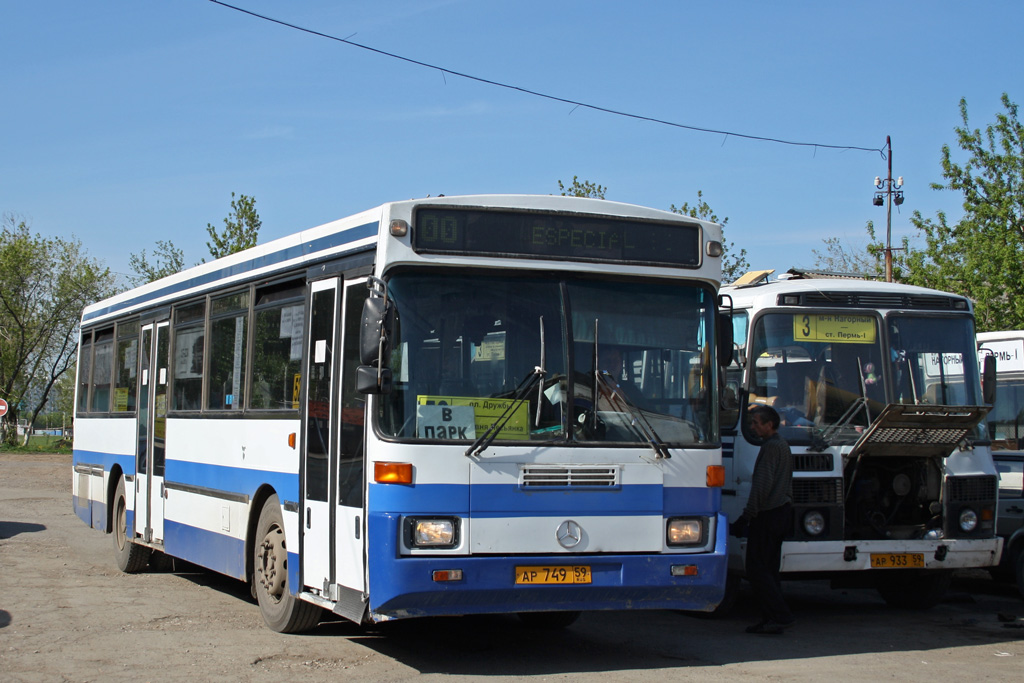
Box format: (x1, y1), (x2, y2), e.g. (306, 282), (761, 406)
(876, 569), (952, 609)
(1014, 546), (1024, 600)
(517, 611), (581, 629)
(113, 476), (151, 573)
(253, 495), (322, 633)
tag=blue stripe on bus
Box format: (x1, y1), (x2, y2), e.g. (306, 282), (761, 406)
(365, 511), (728, 618)
(367, 482), (719, 517)
(73, 449), (136, 476)
(164, 519), (248, 581)
(82, 221), (378, 323)
(163, 460), (300, 501)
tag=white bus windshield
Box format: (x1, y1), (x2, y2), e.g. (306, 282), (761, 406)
(376, 271), (717, 446)
(748, 312), (887, 445)
(888, 315), (982, 407)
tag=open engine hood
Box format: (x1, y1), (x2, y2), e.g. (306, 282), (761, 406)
(846, 403), (990, 460)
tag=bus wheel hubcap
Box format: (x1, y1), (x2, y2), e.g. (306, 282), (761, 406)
(258, 526), (287, 600)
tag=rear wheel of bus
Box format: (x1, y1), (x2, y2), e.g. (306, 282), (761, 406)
(875, 569), (952, 609)
(253, 494), (322, 633)
(113, 476), (151, 573)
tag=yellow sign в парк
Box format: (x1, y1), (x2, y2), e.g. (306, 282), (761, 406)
(416, 395), (529, 440)
(793, 314), (876, 344)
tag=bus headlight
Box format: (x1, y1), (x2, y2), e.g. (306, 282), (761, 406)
(667, 518), (704, 547)
(404, 517), (459, 548)
(958, 508), (978, 533)
(803, 510), (826, 536)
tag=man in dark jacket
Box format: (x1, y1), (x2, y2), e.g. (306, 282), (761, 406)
(730, 404), (795, 634)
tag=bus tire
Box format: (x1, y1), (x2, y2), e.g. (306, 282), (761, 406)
(688, 571), (742, 618)
(517, 610), (581, 629)
(1014, 546), (1024, 600)
(253, 495), (322, 633)
(113, 476), (151, 573)
(875, 569), (952, 609)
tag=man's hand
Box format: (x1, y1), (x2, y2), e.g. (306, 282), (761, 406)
(729, 515), (750, 538)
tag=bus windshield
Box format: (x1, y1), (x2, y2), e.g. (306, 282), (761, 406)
(748, 311), (887, 445)
(888, 315), (982, 407)
(376, 271), (717, 447)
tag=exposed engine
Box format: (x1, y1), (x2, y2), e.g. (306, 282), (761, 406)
(843, 456), (943, 540)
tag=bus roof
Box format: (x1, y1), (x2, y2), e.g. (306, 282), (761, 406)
(83, 194), (719, 326)
(722, 273), (973, 313)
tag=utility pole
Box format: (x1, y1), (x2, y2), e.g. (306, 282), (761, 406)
(873, 135), (905, 282)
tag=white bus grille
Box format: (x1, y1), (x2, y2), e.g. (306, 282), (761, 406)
(520, 465), (620, 489)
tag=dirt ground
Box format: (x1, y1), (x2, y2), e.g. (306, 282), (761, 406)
(3, 450), (1024, 682)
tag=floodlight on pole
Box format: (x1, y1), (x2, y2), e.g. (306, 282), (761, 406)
(873, 136), (905, 282)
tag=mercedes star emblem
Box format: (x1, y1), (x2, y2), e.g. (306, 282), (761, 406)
(556, 520), (583, 549)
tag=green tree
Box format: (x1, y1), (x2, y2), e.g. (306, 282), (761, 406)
(205, 192), (262, 261)
(811, 222), (891, 278)
(670, 190), (749, 283)
(0, 216), (115, 445)
(900, 94), (1024, 332)
(127, 239), (186, 286)
(558, 176), (606, 199)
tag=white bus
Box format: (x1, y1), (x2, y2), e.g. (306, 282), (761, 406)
(720, 270), (1001, 609)
(73, 195), (731, 632)
(977, 330), (1024, 594)
(978, 331), (1024, 450)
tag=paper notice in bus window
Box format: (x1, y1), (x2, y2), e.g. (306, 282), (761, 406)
(115, 387), (129, 412)
(793, 314), (876, 344)
(416, 404), (477, 439)
(417, 395), (529, 440)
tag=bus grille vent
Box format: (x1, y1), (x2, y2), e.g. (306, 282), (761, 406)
(793, 453), (833, 472)
(788, 291), (962, 311)
(792, 478), (843, 504)
(868, 427), (971, 446)
(521, 466), (620, 489)
(946, 475), (997, 502)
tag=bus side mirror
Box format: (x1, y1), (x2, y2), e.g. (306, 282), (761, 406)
(717, 313), (734, 367)
(358, 284), (395, 395)
(360, 296), (393, 365)
(982, 354), (997, 405)
(357, 365), (392, 395)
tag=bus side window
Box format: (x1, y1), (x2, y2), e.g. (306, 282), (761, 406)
(207, 292), (249, 411)
(172, 301), (206, 411)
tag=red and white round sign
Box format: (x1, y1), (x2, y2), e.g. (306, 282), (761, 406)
(0, 398), (8, 418)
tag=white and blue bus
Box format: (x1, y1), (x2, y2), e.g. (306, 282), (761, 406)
(720, 270), (1001, 609)
(73, 195), (731, 632)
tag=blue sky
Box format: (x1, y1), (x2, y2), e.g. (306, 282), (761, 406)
(3, 1), (1023, 285)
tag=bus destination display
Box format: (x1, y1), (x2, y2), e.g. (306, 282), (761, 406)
(413, 208), (701, 267)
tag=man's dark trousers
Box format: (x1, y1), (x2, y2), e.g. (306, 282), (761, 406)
(746, 502), (794, 624)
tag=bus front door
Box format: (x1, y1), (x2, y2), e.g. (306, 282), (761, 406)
(135, 319), (169, 546)
(302, 278), (368, 607)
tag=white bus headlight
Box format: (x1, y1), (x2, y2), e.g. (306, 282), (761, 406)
(958, 508), (978, 533)
(405, 517), (459, 548)
(803, 510), (826, 536)
(667, 518), (704, 546)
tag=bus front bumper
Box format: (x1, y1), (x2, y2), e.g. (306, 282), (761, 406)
(775, 537), (1003, 573)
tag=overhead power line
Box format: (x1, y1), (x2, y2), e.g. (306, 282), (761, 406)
(209, 0), (886, 158)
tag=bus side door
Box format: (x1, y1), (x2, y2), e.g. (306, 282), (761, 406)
(136, 319), (169, 545)
(302, 278), (369, 604)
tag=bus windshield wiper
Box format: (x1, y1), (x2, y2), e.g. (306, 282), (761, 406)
(465, 366), (545, 457)
(466, 316), (548, 458)
(594, 371), (671, 459)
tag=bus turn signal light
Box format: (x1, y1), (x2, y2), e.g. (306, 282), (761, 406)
(706, 465), (725, 488)
(375, 461), (413, 484)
